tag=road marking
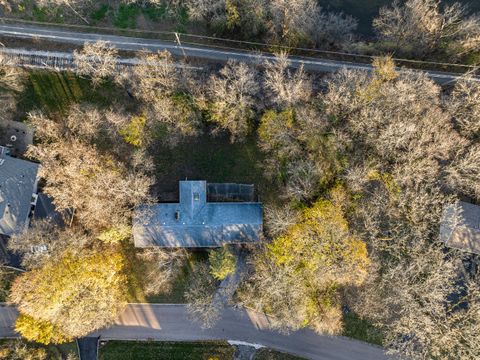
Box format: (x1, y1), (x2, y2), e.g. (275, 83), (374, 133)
(228, 340), (265, 349)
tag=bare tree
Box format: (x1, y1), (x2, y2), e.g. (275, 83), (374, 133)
(34, 0), (91, 24)
(446, 77), (480, 138)
(126, 50), (202, 144)
(185, 0), (226, 28)
(0, 54), (24, 93)
(263, 204), (300, 238)
(0, 55), (24, 124)
(0, 339), (48, 360)
(257, 104), (339, 200)
(267, 0), (318, 45)
(267, 0), (356, 48)
(207, 60), (259, 141)
(74, 41), (118, 87)
(263, 53), (312, 107)
(258, 108), (303, 179)
(137, 248), (186, 296)
(284, 159), (320, 201)
(27, 109), (153, 233)
(129, 50), (179, 101)
(8, 221), (88, 270)
(446, 144), (480, 199)
(313, 10), (358, 48)
(185, 262), (222, 329)
(374, 0), (480, 58)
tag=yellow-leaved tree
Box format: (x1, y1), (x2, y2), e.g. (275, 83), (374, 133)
(241, 198), (369, 334)
(10, 248), (129, 344)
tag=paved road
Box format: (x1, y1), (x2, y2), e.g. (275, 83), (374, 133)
(0, 22), (475, 85)
(0, 304), (389, 360)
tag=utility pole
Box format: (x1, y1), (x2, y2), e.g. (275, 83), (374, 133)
(174, 32), (187, 61)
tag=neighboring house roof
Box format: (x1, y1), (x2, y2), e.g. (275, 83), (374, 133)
(0, 152), (39, 236)
(440, 201), (480, 254)
(33, 193), (65, 226)
(133, 180), (263, 247)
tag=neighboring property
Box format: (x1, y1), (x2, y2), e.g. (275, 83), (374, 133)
(0, 146), (39, 237)
(133, 180), (263, 248)
(440, 201), (480, 254)
(0, 120), (34, 156)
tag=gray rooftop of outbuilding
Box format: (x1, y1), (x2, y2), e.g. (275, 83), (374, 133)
(440, 201), (480, 254)
(133, 181), (263, 248)
(0, 153), (39, 236)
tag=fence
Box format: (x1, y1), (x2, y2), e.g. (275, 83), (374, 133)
(0, 48), (201, 71)
(0, 49), (75, 70)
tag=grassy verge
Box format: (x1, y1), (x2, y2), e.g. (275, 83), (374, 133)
(0, 339), (78, 359)
(342, 312), (383, 346)
(0, 269), (19, 302)
(255, 348), (305, 360)
(98, 340), (234, 360)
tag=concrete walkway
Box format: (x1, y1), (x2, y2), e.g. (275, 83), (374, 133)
(77, 337), (98, 360)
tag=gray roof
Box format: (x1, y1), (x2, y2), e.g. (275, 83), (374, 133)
(0, 153), (39, 236)
(440, 201), (480, 254)
(133, 181), (263, 247)
(33, 193), (65, 226)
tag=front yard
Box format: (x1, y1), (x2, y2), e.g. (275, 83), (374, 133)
(98, 340), (235, 360)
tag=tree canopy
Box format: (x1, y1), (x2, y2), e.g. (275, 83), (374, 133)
(10, 247), (129, 343)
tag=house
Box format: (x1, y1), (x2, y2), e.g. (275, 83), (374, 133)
(0, 146), (39, 237)
(440, 201), (480, 254)
(133, 180), (263, 248)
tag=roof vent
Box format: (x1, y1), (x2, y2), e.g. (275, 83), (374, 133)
(175, 210), (180, 221)
(193, 192), (200, 201)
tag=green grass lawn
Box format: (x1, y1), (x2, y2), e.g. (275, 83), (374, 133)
(98, 340), (234, 360)
(152, 134), (279, 205)
(15, 70), (133, 119)
(342, 312), (383, 346)
(254, 348), (305, 360)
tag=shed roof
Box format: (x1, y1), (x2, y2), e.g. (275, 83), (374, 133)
(440, 201), (480, 254)
(0, 153), (39, 236)
(133, 180), (263, 247)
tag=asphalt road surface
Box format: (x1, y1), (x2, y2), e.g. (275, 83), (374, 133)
(0, 304), (390, 360)
(0, 22), (475, 85)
